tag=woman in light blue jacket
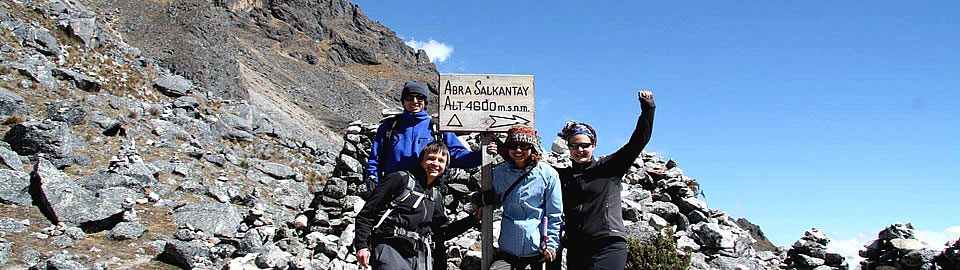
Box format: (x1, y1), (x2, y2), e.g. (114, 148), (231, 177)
(487, 126), (563, 270)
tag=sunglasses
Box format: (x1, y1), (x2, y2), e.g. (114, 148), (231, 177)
(567, 143), (593, 149)
(402, 95), (427, 102)
(505, 143), (533, 151)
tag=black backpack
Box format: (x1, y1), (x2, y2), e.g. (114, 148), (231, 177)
(372, 171), (442, 232)
(382, 114), (446, 147)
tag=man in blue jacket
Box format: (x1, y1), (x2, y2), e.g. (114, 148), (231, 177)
(365, 81), (480, 189)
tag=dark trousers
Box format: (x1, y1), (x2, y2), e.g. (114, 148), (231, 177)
(565, 236), (628, 270)
(545, 247), (563, 270)
(490, 251), (544, 270)
(372, 243), (432, 270)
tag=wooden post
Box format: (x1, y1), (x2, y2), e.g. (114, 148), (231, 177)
(480, 135), (495, 270)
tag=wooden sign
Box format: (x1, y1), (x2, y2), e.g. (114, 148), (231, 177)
(438, 74), (535, 132)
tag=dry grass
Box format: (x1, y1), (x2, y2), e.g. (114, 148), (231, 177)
(147, 106), (161, 117)
(303, 168), (327, 193)
(0, 204), (180, 269)
(3, 115), (26, 125)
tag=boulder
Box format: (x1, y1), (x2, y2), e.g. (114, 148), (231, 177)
(0, 142), (24, 172)
(152, 75), (194, 97)
(891, 238), (926, 250)
(108, 221), (147, 240)
(337, 154), (363, 174)
(274, 181), (311, 210)
(30, 254), (83, 270)
(173, 97), (200, 109)
(0, 87), (29, 116)
(11, 23), (60, 56)
(696, 223), (736, 249)
(172, 203), (242, 236)
(804, 228), (830, 246)
(20, 249), (41, 266)
(50, 234), (74, 249)
(879, 223), (914, 240)
(158, 239), (211, 269)
(30, 158), (123, 230)
(45, 100), (86, 126)
(4, 120), (86, 168)
(76, 173), (144, 191)
(86, 113), (122, 136)
(52, 68), (101, 92)
(250, 159), (297, 179)
(0, 169), (30, 205)
(256, 245), (293, 268)
(5, 54), (57, 89)
(96, 187), (143, 207)
(150, 119), (191, 143)
(675, 197), (709, 215)
(0, 218), (28, 232)
(645, 201), (680, 220)
(214, 113), (255, 142)
(0, 242), (10, 266)
(67, 17), (99, 47)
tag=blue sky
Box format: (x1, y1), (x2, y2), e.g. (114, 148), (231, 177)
(352, 0), (960, 261)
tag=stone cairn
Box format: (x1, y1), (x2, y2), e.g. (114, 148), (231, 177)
(783, 228), (847, 269)
(322, 117), (786, 269)
(936, 236), (960, 269)
(860, 223), (940, 270)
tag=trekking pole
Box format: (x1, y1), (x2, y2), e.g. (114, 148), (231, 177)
(541, 215), (548, 270)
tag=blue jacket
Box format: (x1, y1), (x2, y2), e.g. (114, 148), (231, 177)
(365, 110), (480, 184)
(492, 161), (563, 257)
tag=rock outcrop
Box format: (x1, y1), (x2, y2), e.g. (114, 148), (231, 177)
(783, 228), (847, 270)
(860, 223), (941, 270)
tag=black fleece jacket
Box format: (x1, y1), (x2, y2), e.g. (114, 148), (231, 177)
(354, 167), (478, 251)
(556, 97), (655, 242)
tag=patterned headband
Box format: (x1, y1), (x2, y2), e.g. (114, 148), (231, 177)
(564, 124), (595, 142)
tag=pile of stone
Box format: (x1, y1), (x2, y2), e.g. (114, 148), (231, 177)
(321, 118), (784, 269)
(782, 228), (847, 269)
(859, 223), (940, 270)
(609, 146), (781, 270)
(936, 236), (960, 269)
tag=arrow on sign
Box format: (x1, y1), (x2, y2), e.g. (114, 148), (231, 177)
(489, 115), (531, 129)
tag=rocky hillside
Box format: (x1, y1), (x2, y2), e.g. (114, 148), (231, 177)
(1, 0), (959, 270)
(85, 0), (438, 136)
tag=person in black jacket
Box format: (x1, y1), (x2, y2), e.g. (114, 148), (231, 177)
(554, 90), (655, 270)
(355, 141), (479, 270)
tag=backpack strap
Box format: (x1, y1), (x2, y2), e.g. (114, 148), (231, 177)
(502, 167), (535, 203)
(384, 115), (402, 147)
(373, 171), (427, 231)
(429, 117), (444, 143)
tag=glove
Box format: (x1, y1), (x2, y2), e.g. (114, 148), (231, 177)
(470, 190), (496, 207)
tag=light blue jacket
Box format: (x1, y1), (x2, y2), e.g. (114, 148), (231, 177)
(492, 161), (563, 257)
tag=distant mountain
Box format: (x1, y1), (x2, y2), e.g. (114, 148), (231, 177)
(86, 0), (439, 134)
(736, 218), (778, 252)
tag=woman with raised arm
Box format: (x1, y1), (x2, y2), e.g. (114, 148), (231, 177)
(556, 90), (655, 270)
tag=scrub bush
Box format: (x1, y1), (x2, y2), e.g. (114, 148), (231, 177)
(626, 230), (691, 270)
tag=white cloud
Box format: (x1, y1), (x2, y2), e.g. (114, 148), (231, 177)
(405, 38), (453, 63)
(915, 226), (960, 248)
(827, 226), (960, 270)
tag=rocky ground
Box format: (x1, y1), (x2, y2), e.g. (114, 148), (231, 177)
(0, 0), (958, 269)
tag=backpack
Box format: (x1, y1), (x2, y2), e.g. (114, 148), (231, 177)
(382, 113), (445, 147)
(372, 171), (442, 232)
